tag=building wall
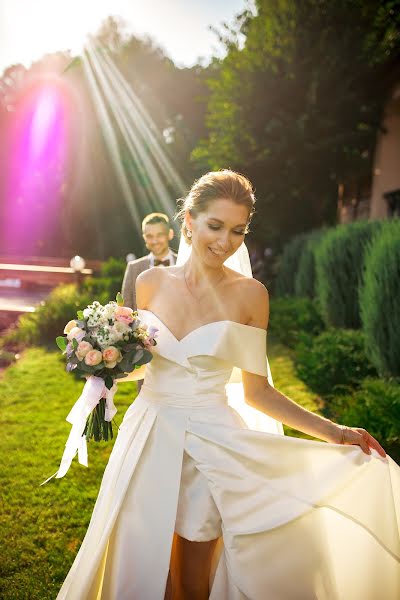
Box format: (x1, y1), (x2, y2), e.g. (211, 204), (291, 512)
(370, 85), (400, 219)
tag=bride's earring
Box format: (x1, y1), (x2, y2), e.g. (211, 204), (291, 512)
(187, 229), (192, 238)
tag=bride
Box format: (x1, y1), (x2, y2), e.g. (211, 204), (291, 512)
(57, 170), (399, 600)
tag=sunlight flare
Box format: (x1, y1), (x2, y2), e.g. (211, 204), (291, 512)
(82, 38), (187, 235)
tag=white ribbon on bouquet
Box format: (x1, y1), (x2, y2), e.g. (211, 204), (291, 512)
(40, 376), (117, 485)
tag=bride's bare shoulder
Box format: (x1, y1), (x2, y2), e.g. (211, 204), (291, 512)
(226, 270), (269, 328)
(136, 267), (168, 305)
(226, 267), (268, 294)
(136, 266), (180, 306)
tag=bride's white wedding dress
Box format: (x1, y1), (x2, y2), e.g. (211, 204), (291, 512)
(57, 309), (400, 600)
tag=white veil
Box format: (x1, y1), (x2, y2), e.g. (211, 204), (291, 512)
(177, 237), (284, 435)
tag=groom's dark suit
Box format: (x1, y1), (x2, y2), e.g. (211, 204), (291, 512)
(121, 250), (178, 311)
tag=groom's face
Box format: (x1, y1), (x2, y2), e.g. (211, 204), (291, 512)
(143, 223), (173, 258)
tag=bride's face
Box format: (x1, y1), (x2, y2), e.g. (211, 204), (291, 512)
(186, 198), (249, 267)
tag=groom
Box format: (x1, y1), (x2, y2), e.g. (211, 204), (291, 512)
(121, 212), (177, 311)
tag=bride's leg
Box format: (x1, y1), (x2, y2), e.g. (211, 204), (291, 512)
(166, 533), (219, 600)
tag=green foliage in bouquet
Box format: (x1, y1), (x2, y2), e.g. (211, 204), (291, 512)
(315, 220), (382, 329)
(294, 328), (377, 396)
(360, 219), (400, 377)
(268, 297), (324, 349)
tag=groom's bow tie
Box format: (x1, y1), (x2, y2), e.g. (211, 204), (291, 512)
(154, 259), (170, 267)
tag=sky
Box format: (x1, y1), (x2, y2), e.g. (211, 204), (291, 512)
(0, 0), (249, 75)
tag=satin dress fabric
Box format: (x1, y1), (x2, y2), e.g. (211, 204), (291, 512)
(57, 309), (400, 600)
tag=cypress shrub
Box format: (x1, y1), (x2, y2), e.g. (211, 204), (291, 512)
(360, 219), (400, 377)
(295, 328), (377, 395)
(294, 229), (325, 299)
(275, 233), (309, 296)
(269, 297), (324, 348)
(315, 220), (381, 328)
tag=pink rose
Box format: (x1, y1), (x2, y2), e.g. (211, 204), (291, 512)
(64, 320), (77, 334)
(114, 306), (134, 325)
(102, 346), (122, 369)
(67, 326), (85, 342)
(84, 350), (103, 366)
(76, 341), (93, 361)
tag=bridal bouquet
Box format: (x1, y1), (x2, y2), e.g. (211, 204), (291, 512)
(42, 294), (157, 484)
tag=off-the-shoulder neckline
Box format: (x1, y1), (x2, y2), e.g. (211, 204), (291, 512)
(138, 308), (266, 344)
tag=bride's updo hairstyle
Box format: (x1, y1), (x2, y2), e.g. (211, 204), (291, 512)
(176, 169), (256, 244)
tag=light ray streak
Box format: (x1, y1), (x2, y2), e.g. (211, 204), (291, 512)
(85, 43), (153, 212)
(86, 41), (181, 217)
(83, 38), (188, 236)
(81, 49), (142, 229)
(102, 50), (187, 194)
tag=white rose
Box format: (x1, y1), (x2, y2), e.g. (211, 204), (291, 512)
(113, 321), (131, 339)
(64, 320), (77, 334)
(67, 327), (85, 342)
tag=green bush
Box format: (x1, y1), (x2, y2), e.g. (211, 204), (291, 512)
(4, 284), (94, 347)
(360, 219), (400, 377)
(295, 328), (377, 395)
(269, 297), (324, 348)
(0, 349), (16, 367)
(323, 378), (400, 460)
(315, 220), (381, 329)
(275, 233), (309, 296)
(3, 258), (127, 349)
(82, 257), (126, 304)
(294, 230), (325, 299)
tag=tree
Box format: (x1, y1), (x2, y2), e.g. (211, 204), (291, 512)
(193, 0), (400, 248)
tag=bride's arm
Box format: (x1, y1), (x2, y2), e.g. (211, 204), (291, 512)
(118, 364), (146, 382)
(241, 281), (386, 457)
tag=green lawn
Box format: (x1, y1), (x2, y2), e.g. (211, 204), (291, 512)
(268, 337), (323, 440)
(0, 342), (320, 599)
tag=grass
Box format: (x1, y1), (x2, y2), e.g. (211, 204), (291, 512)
(268, 336), (323, 439)
(0, 348), (137, 599)
(0, 341), (319, 599)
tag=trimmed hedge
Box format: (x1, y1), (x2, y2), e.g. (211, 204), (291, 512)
(294, 230), (325, 299)
(315, 220), (381, 329)
(294, 328), (377, 395)
(275, 233), (309, 296)
(360, 219), (400, 377)
(268, 297), (324, 349)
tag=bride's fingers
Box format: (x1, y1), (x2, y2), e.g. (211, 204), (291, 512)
(344, 428), (386, 458)
(364, 431), (386, 458)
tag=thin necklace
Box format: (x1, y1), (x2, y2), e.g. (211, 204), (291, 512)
(183, 264), (226, 303)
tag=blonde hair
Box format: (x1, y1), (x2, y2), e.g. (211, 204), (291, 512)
(176, 170), (256, 244)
